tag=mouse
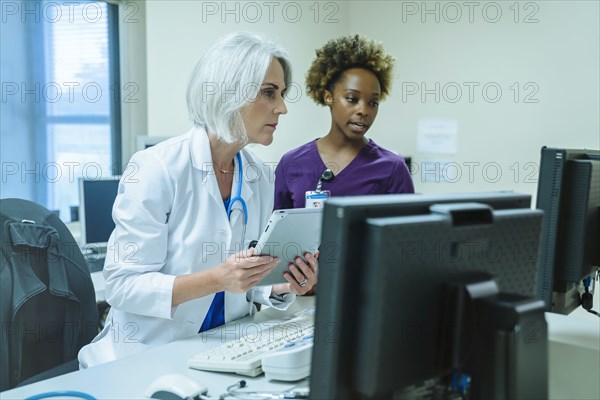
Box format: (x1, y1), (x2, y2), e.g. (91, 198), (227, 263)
(145, 373), (208, 400)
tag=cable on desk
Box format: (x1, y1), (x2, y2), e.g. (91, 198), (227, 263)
(586, 309), (600, 317)
(25, 391), (96, 400)
(217, 379), (309, 399)
(581, 276), (600, 318)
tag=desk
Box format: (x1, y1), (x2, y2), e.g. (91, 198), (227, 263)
(2, 297), (598, 399)
(547, 293), (600, 400)
(0, 297), (315, 400)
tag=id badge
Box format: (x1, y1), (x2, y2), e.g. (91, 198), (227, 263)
(305, 190), (330, 208)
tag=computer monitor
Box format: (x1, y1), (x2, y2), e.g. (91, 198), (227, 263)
(136, 135), (170, 151)
(310, 192), (547, 399)
(78, 177), (120, 250)
(536, 147), (600, 315)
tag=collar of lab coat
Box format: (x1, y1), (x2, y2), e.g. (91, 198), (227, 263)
(189, 125), (218, 172)
(189, 125), (255, 222)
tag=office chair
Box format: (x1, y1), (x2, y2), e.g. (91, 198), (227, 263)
(0, 198), (99, 390)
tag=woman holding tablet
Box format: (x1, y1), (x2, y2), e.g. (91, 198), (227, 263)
(274, 35), (415, 210)
(78, 32), (317, 368)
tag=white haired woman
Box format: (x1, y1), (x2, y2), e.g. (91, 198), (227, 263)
(78, 32), (318, 368)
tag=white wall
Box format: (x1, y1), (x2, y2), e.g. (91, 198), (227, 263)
(144, 0), (348, 163)
(348, 1), (599, 199)
(119, 0), (148, 166)
(136, 0), (599, 200)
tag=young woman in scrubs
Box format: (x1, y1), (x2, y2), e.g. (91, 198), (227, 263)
(274, 35), (415, 210)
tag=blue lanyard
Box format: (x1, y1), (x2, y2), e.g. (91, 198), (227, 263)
(226, 152), (248, 225)
(199, 207), (225, 330)
(200, 156), (248, 334)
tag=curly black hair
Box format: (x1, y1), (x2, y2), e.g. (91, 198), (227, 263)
(306, 34), (395, 105)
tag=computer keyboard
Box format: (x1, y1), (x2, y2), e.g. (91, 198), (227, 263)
(187, 308), (315, 377)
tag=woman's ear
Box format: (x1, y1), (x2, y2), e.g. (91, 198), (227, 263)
(323, 90), (333, 106)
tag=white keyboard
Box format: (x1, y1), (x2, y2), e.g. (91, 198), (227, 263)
(187, 308), (315, 377)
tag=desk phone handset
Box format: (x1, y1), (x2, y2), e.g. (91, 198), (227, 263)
(261, 335), (313, 382)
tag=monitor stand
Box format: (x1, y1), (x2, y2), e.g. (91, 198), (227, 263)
(442, 274), (548, 399)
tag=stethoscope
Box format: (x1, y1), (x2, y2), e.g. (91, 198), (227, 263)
(220, 380), (309, 399)
(225, 153), (249, 242)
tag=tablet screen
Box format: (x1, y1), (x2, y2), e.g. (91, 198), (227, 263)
(254, 208), (323, 286)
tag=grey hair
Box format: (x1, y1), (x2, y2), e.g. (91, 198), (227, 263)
(186, 31), (292, 144)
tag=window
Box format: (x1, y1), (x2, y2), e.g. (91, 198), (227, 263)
(1, 0), (121, 221)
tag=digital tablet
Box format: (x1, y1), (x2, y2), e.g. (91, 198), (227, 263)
(253, 208), (323, 286)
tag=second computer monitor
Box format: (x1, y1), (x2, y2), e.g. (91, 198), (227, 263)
(536, 147), (600, 314)
(136, 135), (170, 151)
(79, 177), (120, 248)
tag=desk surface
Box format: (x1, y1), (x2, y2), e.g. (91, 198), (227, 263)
(546, 293), (600, 400)
(1, 296), (599, 400)
(1, 297), (315, 400)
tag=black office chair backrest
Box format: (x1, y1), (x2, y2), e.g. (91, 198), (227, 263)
(0, 198), (99, 390)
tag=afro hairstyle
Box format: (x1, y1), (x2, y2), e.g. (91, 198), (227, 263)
(306, 34), (395, 105)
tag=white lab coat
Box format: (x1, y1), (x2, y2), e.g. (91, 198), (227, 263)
(78, 126), (294, 368)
